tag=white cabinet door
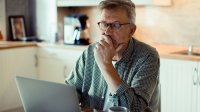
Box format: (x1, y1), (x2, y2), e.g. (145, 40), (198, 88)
(37, 47), (84, 83)
(190, 63), (199, 112)
(59, 49), (83, 78)
(160, 58), (197, 112)
(0, 47), (37, 111)
(38, 47), (65, 83)
(197, 63), (200, 112)
(0, 50), (7, 110)
(38, 55), (66, 83)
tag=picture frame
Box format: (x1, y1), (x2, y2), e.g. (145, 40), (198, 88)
(9, 16), (27, 40)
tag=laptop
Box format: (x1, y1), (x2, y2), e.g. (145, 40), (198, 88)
(15, 76), (81, 112)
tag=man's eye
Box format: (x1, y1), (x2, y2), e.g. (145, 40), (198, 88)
(113, 23), (120, 29)
(105, 24), (110, 27)
(102, 23), (107, 27)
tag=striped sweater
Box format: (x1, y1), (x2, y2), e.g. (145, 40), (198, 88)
(66, 38), (160, 111)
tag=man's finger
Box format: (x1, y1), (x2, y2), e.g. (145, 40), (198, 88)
(95, 42), (102, 49)
(99, 39), (109, 47)
(103, 36), (113, 46)
(116, 43), (127, 53)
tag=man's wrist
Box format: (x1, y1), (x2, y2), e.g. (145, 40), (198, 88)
(99, 62), (113, 71)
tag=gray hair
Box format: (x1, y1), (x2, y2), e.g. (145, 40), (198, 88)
(98, 0), (136, 24)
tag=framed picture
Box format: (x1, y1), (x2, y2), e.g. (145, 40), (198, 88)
(9, 16), (27, 40)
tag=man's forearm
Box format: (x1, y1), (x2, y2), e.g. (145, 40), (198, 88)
(98, 63), (122, 95)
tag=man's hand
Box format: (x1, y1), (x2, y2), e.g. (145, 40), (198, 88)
(94, 36), (115, 69)
(93, 33), (129, 94)
(93, 35), (123, 94)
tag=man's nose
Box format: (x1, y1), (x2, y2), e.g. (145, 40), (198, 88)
(104, 25), (113, 35)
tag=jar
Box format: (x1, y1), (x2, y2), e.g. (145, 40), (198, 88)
(0, 30), (3, 40)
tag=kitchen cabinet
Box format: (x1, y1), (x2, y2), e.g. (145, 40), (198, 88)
(57, 0), (101, 7)
(35, 0), (57, 42)
(195, 63), (200, 112)
(160, 58), (200, 112)
(134, 0), (171, 6)
(57, 0), (171, 7)
(0, 47), (37, 111)
(37, 47), (84, 83)
(152, 0), (171, 6)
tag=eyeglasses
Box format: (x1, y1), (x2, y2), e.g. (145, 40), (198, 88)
(97, 21), (130, 31)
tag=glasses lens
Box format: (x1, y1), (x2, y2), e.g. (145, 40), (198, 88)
(98, 22), (128, 31)
(112, 23), (121, 30)
(99, 22), (108, 30)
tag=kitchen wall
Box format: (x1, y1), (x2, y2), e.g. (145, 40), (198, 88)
(5, 0), (31, 40)
(0, 0), (36, 40)
(135, 0), (200, 47)
(58, 0), (200, 47)
(0, 0), (6, 39)
(0, 0), (57, 41)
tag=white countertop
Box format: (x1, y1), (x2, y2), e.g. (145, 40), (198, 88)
(1, 41), (200, 61)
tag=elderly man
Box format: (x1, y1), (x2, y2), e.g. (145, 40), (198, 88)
(66, 0), (160, 111)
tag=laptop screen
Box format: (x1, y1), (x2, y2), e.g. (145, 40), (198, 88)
(15, 76), (81, 112)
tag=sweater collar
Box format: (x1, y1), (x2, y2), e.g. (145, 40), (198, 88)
(119, 38), (135, 63)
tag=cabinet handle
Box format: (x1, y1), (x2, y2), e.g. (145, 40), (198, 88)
(34, 54), (38, 67)
(63, 65), (67, 79)
(198, 69), (200, 85)
(193, 68), (198, 85)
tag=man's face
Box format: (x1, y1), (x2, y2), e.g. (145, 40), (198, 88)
(100, 8), (136, 48)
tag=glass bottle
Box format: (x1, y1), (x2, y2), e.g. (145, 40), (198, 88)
(0, 30), (3, 40)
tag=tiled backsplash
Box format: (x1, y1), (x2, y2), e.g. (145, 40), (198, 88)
(135, 0), (200, 47)
(58, 0), (200, 47)
(1, 0), (35, 40)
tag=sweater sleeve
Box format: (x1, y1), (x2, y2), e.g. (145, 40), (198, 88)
(65, 49), (86, 101)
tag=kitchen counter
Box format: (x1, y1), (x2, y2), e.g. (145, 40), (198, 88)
(151, 43), (200, 61)
(37, 42), (88, 51)
(0, 41), (200, 61)
(0, 41), (37, 49)
(0, 41), (87, 50)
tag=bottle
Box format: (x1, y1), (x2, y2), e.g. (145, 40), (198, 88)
(188, 45), (193, 55)
(0, 30), (3, 40)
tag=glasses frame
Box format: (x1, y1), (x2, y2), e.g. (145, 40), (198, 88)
(97, 21), (130, 31)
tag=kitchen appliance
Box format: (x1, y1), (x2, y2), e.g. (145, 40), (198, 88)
(64, 14), (90, 45)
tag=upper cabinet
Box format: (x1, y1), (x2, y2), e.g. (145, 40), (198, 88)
(134, 0), (171, 6)
(57, 0), (171, 7)
(152, 0), (171, 6)
(57, 0), (100, 7)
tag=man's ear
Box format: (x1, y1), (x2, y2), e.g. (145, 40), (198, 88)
(129, 24), (136, 37)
